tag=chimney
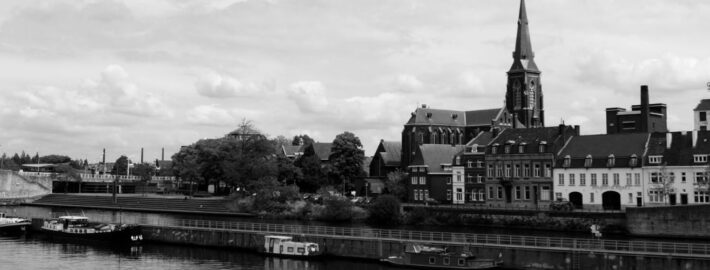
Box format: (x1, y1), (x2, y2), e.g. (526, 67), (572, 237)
(558, 123), (566, 135)
(102, 148), (106, 164)
(421, 104), (427, 108)
(574, 125), (580, 136)
(640, 85), (650, 132)
(666, 132), (673, 149)
(141, 148), (144, 164)
(161, 148), (165, 161)
(692, 130), (698, 148)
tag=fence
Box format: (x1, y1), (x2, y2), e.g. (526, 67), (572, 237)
(16, 171), (176, 183)
(402, 202), (626, 214)
(130, 218), (710, 259)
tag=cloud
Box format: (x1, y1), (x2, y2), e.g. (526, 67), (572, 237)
(186, 105), (236, 126)
(287, 81), (329, 113)
(393, 74), (423, 92)
(195, 72), (264, 98)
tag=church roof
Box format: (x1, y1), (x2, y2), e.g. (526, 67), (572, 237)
(405, 106), (502, 127)
(509, 0), (539, 73)
(465, 108), (504, 126)
(694, 99), (710, 111)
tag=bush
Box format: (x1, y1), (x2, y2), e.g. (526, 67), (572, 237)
(367, 195), (401, 226)
(316, 197), (354, 222)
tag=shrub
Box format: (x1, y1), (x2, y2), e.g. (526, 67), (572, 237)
(367, 195), (401, 226)
(317, 197), (354, 222)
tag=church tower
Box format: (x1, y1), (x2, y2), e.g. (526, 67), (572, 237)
(505, 0), (544, 128)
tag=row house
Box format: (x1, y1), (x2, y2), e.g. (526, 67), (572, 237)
(450, 132), (496, 204)
(485, 125), (578, 208)
(644, 131), (710, 206)
(407, 144), (464, 203)
(554, 133), (648, 210)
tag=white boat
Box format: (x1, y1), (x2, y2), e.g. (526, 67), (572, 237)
(0, 212), (31, 235)
(263, 235), (322, 257)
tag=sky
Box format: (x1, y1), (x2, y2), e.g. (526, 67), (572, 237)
(0, 0), (708, 163)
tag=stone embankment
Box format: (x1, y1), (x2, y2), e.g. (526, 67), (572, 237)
(0, 170), (51, 204)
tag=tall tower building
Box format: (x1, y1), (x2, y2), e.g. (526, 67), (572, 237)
(505, 0), (544, 128)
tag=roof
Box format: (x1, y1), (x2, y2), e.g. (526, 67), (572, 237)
(378, 140), (401, 166)
(509, 0), (539, 73)
(468, 131), (495, 146)
(411, 144), (465, 173)
(646, 131), (710, 166)
(465, 108), (503, 126)
(311, 143), (333, 161)
(558, 133), (649, 158)
(490, 126), (570, 147)
(281, 145), (304, 157)
(695, 99), (710, 111)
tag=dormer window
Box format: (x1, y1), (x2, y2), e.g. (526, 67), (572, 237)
(648, 155), (663, 164)
(694, 155), (708, 163)
(607, 154), (615, 167)
(426, 112), (432, 118)
(470, 144), (478, 153)
(519, 143), (526, 153)
(491, 144), (499, 154)
(504, 145), (511, 154)
(563, 155), (571, 168)
(539, 141), (547, 153)
(451, 113), (458, 119)
(584, 155), (593, 168)
(629, 154), (638, 167)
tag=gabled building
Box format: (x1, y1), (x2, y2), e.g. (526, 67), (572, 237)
(644, 131), (710, 206)
(606, 85), (667, 134)
(485, 125), (578, 208)
(554, 133), (649, 210)
(369, 140), (402, 178)
(694, 99), (710, 131)
(450, 132), (495, 204)
(407, 144), (464, 203)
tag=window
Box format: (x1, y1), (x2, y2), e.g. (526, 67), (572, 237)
(533, 164), (541, 177)
(649, 190), (662, 203)
(477, 175), (483, 183)
(590, 193), (595, 203)
(515, 186), (521, 200)
(602, 174), (609, 186)
(628, 193), (633, 204)
(504, 145), (511, 154)
(514, 164), (521, 177)
(505, 164), (512, 177)
(634, 173), (641, 186)
(701, 111), (707, 121)
(651, 172), (661, 183)
(648, 155), (663, 164)
(591, 174), (597, 186)
(446, 177), (452, 184)
(613, 173), (620, 186)
(540, 186), (551, 201)
(579, 174), (586, 186)
(487, 164), (494, 176)
(455, 188), (463, 201)
(469, 190), (476, 202)
(443, 257), (450, 265)
(467, 174), (473, 184)
(411, 177), (417, 185)
(518, 144), (525, 153)
(479, 189), (485, 201)
(287, 247), (294, 252)
(584, 155), (592, 167)
(458, 258), (466, 266)
(563, 155), (571, 167)
(424, 190), (429, 200)
(489, 186), (494, 199)
(607, 154), (615, 167)
(497, 187), (503, 199)
(467, 160), (473, 168)
(670, 172), (675, 182)
(569, 174), (575, 186)
(539, 142), (547, 153)
(629, 154), (638, 167)
(696, 172), (706, 183)
(419, 176), (426, 185)
(544, 164), (552, 177)
(414, 190), (420, 200)
(524, 186), (530, 200)
(555, 192), (562, 200)
(625, 173), (632, 186)
(695, 191), (709, 203)
(694, 155), (708, 163)
(496, 164), (503, 177)
(476, 160), (483, 168)
(523, 164), (530, 177)
(682, 172), (687, 183)
(491, 145), (498, 154)
(429, 257), (436, 264)
(455, 156), (461, 165)
(558, 174), (565, 186)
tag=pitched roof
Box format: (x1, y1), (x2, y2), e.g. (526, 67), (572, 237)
(311, 142), (333, 161)
(694, 99), (710, 111)
(558, 133), (649, 158)
(468, 131), (495, 146)
(411, 144), (465, 173)
(647, 131), (710, 166)
(281, 145), (304, 157)
(490, 126), (568, 146)
(379, 141), (402, 166)
(465, 108), (503, 126)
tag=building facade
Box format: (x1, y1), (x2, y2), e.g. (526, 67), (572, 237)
(694, 99), (710, 131)
(407, 144), (464, 203)
(553, 133), (648, 210)
(450, 133), (493, 204)
(485, 125), (578, 208)
(606, 85), (668, 134)
(368, 140), (401, 178)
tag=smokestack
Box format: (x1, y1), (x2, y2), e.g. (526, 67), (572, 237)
(640, 85), (649, 132)
(162, 148), (165, 161)
(141, 148), (144, 164)
(102, 148), (105, 164)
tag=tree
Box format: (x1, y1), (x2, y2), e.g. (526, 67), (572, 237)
(385, 169), (409, 201)
(329, 132), (365, 193)
(276, 155), (302, 185)
(653, 163), (674, 205)
(294, 146), (325, 193)
(132, 163), (155, 196)
(292, 134), (315, 146)
(367, 195), (401, 226)
(39, 155), (72, 164)
(112, 156), (129, 176)
(54, 164), (82, 193)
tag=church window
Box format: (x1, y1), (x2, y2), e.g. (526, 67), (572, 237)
(528, 80), (536, 109)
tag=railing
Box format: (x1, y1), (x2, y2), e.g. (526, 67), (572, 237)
(133, 219), (710, 258)
(402, 203), (625, 213)
(16, 171), (176, 183)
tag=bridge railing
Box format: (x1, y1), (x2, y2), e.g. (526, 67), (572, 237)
(138, 219), (710, 257)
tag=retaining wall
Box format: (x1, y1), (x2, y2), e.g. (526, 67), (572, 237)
(627, 204), (710, 238)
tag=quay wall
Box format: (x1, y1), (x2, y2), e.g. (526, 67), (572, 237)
(0, 170), (51, 203)
(141, 225), (710, 270)
(627, 205), (710, 238)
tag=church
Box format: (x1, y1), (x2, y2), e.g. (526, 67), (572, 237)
(401, 0), (545, 169)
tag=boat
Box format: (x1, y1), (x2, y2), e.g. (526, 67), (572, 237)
(263, 235), (322, 257)
(40, 215), (143, 245)
(0, 212), (31, 235)
(381, 243), (503, 269)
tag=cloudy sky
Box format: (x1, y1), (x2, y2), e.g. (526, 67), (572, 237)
(0, 0), (708, 163)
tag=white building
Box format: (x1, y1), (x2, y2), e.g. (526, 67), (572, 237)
(695, 99), (710, 131)
(553, 133), (649, 210)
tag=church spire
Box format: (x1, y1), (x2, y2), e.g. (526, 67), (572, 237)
(510, 0), (538, 72)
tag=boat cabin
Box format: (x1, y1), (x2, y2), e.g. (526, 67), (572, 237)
(264, 235), (320, 257)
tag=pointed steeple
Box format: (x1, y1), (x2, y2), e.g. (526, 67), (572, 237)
(510, 0), (539, 73)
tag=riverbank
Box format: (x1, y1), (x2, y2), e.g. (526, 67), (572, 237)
(23, 194), (255, 217)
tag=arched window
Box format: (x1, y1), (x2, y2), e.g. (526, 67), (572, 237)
(563, 155), (571, 168)
(607, 154), (615, 167)
(584, 155), (593, 168)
